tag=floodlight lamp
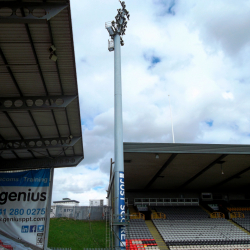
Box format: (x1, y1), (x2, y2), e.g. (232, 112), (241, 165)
(49, 45), (56, 53)
(49, 53), (57, 62)
(221, 164), (224, 175)
(106, 26), (115, 36)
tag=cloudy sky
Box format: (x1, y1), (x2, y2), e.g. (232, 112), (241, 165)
(52, 0), (250, 205)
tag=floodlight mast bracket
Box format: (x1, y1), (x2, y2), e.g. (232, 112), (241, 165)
(105, 0), (129, 50)
(105, 1), (129, 249)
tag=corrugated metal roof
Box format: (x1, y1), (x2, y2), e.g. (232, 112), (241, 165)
(0, 0), (84, 170)
(124, 143), (250, 191)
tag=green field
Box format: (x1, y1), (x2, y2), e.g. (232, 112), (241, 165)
(48, 218), (106, 250)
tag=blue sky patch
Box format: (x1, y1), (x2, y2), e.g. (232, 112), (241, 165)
(85, 165), (99, 171)
(152, 56), (161, 64)
(93, 186), (104, 191)
(206, 120), (214, 127)
(144, 53), (161, 69)
(154, 0), (176, 16)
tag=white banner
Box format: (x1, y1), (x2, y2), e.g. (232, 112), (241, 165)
(0, 169), (51, 248)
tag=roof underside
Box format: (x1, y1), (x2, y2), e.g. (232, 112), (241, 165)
(0, 0), (83, 170)
(124, 143), (250, 192)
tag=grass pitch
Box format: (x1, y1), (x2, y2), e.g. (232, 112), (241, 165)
(48, 218), (106, 250)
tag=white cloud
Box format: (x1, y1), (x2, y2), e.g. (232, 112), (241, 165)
(52, 0), (250, 204)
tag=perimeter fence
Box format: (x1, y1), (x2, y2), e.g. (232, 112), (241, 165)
(51, 206), (110, 220)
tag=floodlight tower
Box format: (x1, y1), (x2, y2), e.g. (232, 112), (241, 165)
(105, 1), (130, 249)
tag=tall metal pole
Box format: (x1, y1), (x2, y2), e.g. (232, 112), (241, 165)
(105, 2), (129, 249)
(114, 33), (124, 249)
(168, 95), (175, 143)
(114, 33), (123, 173)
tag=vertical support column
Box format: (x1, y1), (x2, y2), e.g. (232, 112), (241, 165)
(44, 167), (54, 250)
(114, 33), (125, 249)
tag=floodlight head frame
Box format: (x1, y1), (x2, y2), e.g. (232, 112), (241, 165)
(105, 0), (129, 45)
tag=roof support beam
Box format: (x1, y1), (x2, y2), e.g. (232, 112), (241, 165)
(212, 166), (250, 189)
(178, 154), (228, 189)
(47, 20), (76, 156)
(0, 95), (77, 110)
(0, 47), (23, 96)
(22, 14), (67, 157)
(144, 153), (178, 189)
(3, 111), (24, 140)
(0, 2), (68, 24)
(0, 156), (83, 171)
(0, 47), (51, 158)
(0, 137), (81, 151)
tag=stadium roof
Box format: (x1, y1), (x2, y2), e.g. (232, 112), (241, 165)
(124, 142), (250, 192)
(0, 0), (83, 171)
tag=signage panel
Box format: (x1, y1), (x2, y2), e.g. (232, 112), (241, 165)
(0, 169), (50, 248)
(118, 171), (126, 248)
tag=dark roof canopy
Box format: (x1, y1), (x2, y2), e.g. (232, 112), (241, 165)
(0, 0), (83, 171)
(124, 143), (250, 192)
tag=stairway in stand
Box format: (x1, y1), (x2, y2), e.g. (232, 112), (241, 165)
(145, 220), (169, 250)
(128, 205), (137, 214)
(229, 219), (250, 235)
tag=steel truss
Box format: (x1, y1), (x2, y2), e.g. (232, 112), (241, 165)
(0, 136), (80, 151)
(0, 95), (77, 110)
(0, 2), (68, 23)
(0, 156), (83, 170)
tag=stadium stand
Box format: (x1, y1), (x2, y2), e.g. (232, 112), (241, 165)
(127, 219), (154, 240)
(149, 205), (250, 249)
(125, 219), (158, 249)
(117, 143), (250, 249)
(229, 207), (250, 233)
(122, 203), (250, 249)
(153, 206), (210, 220)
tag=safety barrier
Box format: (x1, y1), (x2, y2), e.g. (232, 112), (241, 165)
(210, 212), (225, 218)
(134, 198), (199, 206)
(130, 212), (145, 220)
(230, 212), (245, 219)
(227, 207), (250, 211)
(151, 212), (166, 220)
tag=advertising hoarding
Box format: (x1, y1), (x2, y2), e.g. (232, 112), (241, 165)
(0, 169), (51, 248)
(118, 171), (126, 248)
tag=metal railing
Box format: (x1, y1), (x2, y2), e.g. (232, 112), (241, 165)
(230, 212), (245, 219)
(151, 212), (166, 220)
(134, 198), (199, 206)
(210, 212), (225, 218)
(130, 212), (145, 220)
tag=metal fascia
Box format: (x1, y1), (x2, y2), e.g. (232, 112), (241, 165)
(0, 156), (83, 170)
(0, 96), (77, 110)
(0, 137), (81, 151)
(0, 2), (68, 23)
